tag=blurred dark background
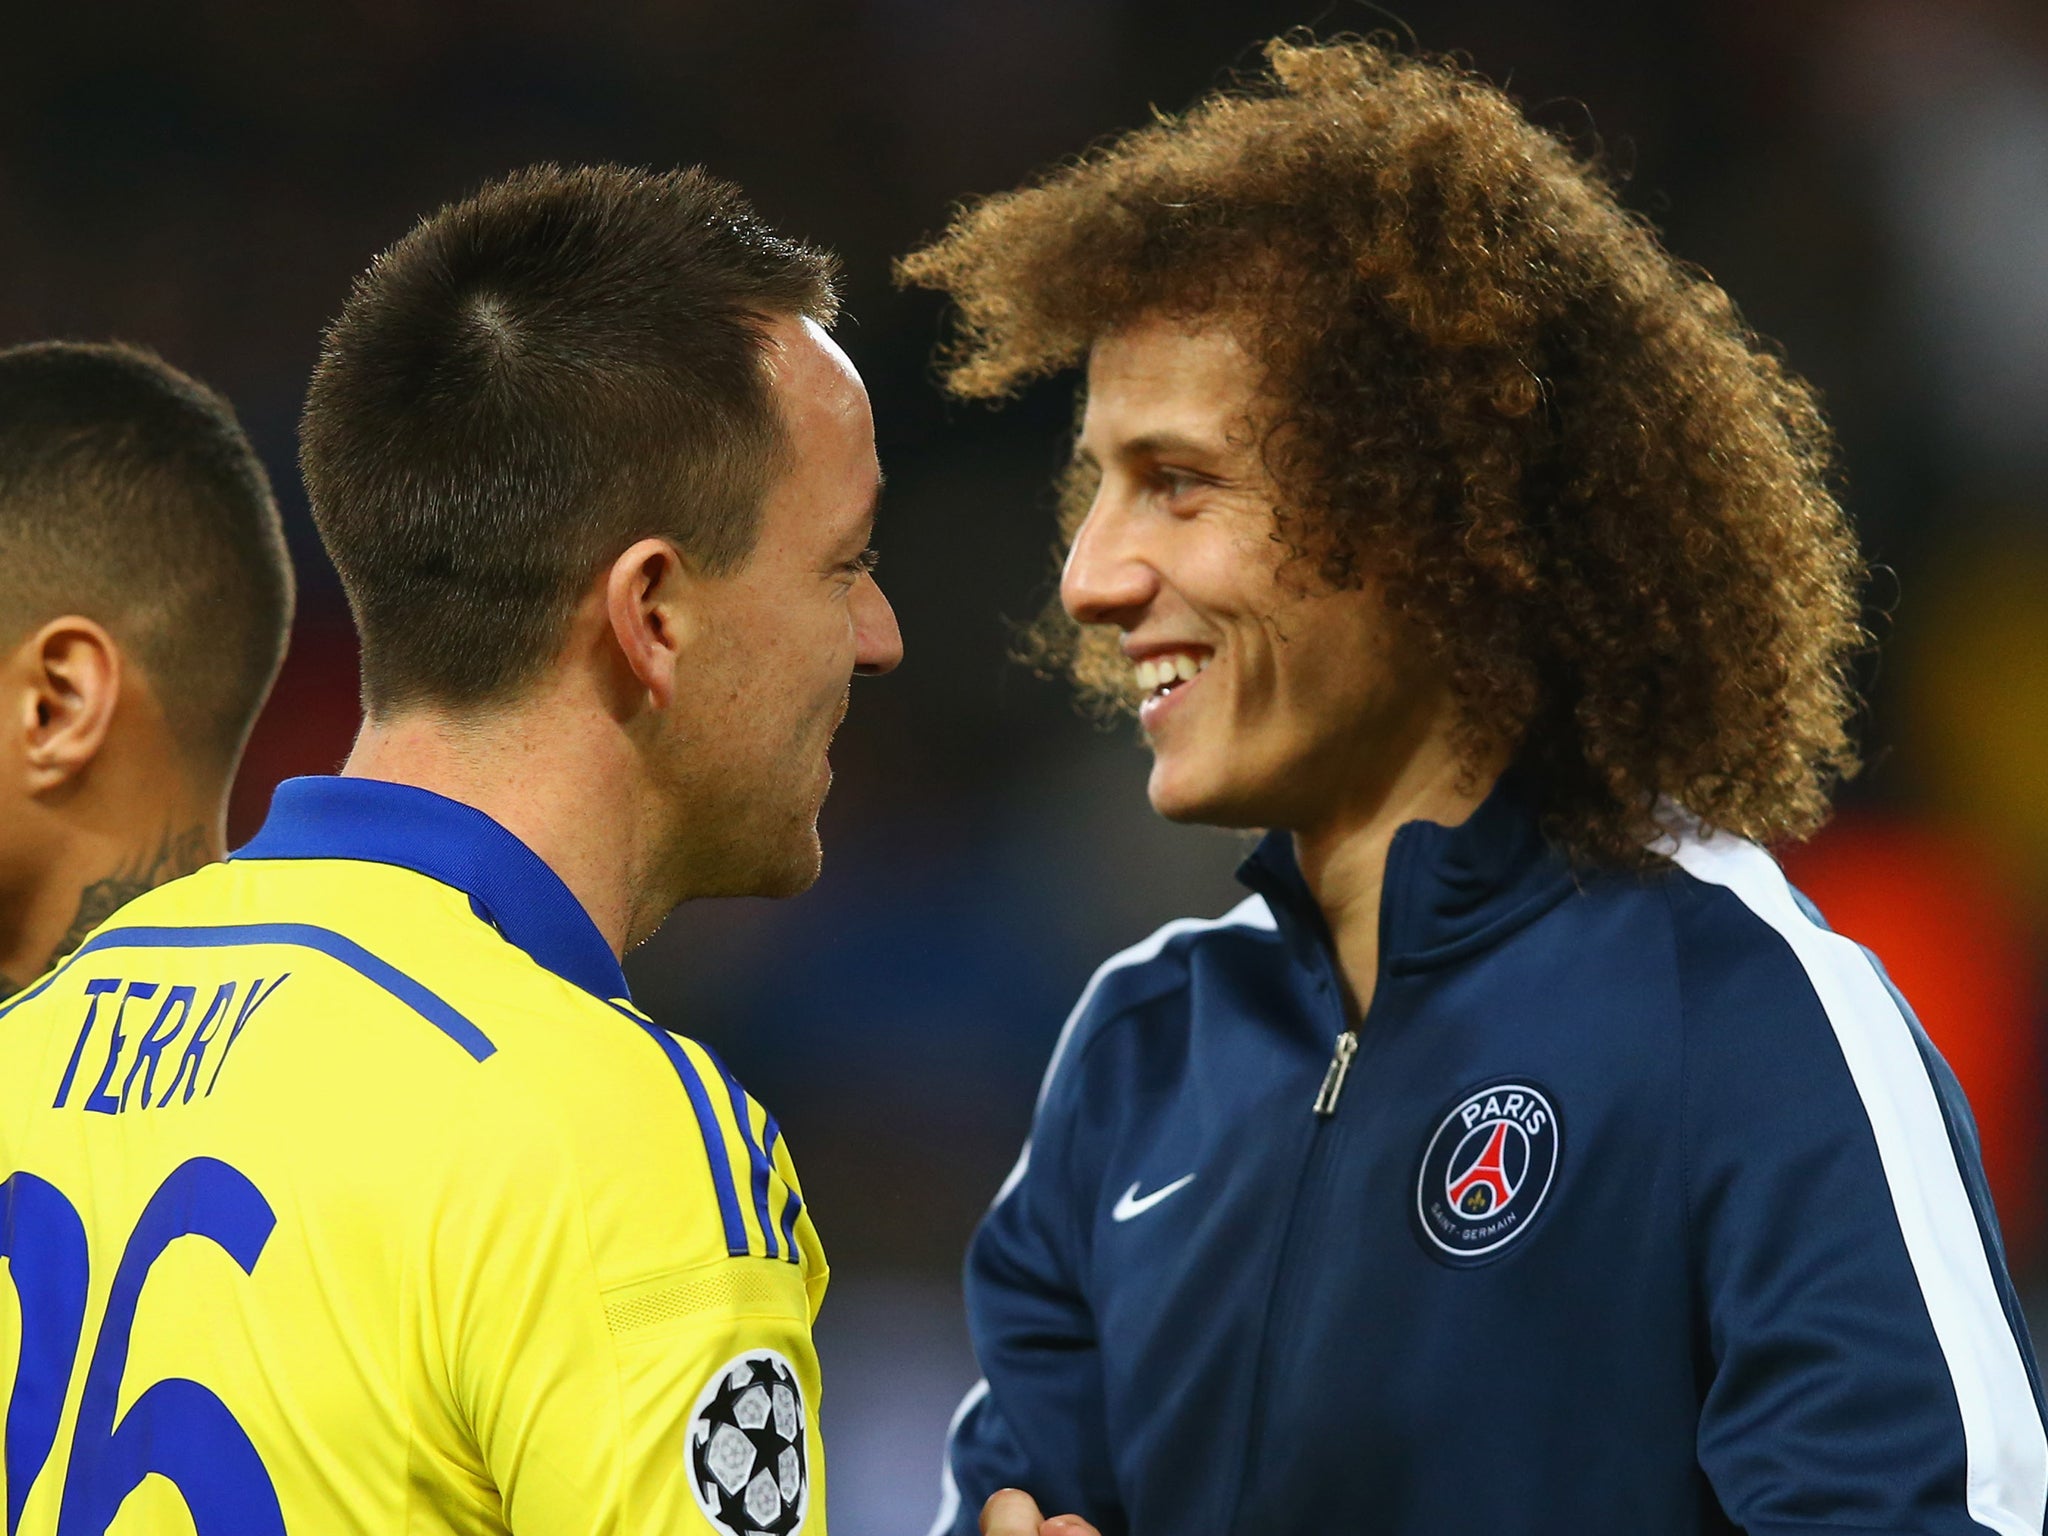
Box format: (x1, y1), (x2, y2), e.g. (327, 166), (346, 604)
(5, 0), (2045, 1527)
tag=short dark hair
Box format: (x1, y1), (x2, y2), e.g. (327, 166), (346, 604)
(0, 340), (294, 779)
(300, 162), (841, 715)
(899, 37), (1865, 866)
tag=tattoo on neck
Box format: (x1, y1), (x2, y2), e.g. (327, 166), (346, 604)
(46, 824), (210, 969)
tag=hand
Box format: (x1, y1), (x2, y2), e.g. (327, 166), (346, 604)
(979, 1488), (1102, 1536)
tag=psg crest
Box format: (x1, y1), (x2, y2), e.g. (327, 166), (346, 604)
(1412, 1080), (1562, 1266)
(687, 1349), (810, 1535)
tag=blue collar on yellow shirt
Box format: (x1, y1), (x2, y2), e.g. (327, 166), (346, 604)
(233, 775), (631, 1004)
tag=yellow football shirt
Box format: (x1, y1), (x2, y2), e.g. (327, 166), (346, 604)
(0, 775), (826, 1535)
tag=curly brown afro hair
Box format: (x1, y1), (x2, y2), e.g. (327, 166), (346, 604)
(897, 35), (1868, 867)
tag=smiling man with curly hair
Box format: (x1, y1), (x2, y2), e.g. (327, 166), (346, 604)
(902, 37), (2046, 1536)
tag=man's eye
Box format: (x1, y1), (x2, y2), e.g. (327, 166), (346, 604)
(843, 547), (880, 577)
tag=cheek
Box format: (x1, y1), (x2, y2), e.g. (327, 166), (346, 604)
(710, 600), (818, 685)
(693, 592), (858, 752)
(1252, 594), (1396, 719)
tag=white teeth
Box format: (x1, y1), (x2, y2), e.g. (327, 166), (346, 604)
(1131, 651), (1210, 694)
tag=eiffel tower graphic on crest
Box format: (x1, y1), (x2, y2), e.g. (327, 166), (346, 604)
(1448, 1122), (1518, 1215)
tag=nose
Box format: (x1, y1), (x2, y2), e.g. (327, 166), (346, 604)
(1059, 490), (1157, 630)
(853, 575), (904, 676)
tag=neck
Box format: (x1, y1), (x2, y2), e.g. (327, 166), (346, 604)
(343, 699), (643, 958)
(1290, 724), (1503, 1023)
(0, 794), (220, 1002)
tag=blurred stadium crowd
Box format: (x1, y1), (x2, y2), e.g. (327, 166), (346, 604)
(4, 0), (2044, 1527)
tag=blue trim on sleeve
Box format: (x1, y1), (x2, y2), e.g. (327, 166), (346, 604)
(703, 1043), (781, 1261)
(610, 1003), (750, 1258)
(765, 1116), (804, 1259)
(54, 923), (496, 1062)
(234, 777), (630, 1005)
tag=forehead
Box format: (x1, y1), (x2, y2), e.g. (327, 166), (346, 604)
(756, 315), (877, 545)
(1080, 317), (1262, 448)
(764, 316), (870, 442)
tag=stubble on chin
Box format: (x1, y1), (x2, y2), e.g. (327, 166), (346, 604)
(740, 807), (826, 900)
(760, 842), (824, 900)
(658, 697), (840, 903)
(662, 796), (825, 905)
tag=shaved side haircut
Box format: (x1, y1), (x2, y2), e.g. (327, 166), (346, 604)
(0, 340), (295, 778)
(300, 163), (841, 716)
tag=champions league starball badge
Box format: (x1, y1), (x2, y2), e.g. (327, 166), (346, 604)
(687, 1350), (809, 1535)
(1412, 1080), (1562, 1266)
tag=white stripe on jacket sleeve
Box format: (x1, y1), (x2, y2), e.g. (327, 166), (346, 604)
(927, 1379), (992, 1536)
(1674, 830), (2048, 1536)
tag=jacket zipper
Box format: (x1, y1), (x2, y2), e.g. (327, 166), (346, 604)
(1312, 1029), (1359, 1116)
(1228, 834), (1408, 1526)
(1228, 992), (1369, 1526)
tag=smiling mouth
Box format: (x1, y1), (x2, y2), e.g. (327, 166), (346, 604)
(1133, 650), (1210, 702)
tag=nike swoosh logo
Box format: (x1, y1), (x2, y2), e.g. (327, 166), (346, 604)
(1112, 1174), (1196, 1222)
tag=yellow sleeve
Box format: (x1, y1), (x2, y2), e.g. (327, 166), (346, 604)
(600, 1261), (825, 1535)
(428, 1072), (827, 1536)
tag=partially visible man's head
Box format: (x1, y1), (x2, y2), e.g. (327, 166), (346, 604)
(901, 37), (1866, 864)
(304, 164), (899, 902)
(0, 340), (294, 786)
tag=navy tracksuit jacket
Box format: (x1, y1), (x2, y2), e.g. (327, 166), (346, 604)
(933, 775), (2048, 1535)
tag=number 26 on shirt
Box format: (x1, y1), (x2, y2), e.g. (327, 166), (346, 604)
(1, 1157), (284, 1536)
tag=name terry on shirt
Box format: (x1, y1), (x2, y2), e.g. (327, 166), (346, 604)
(51, 974), (291, 1114)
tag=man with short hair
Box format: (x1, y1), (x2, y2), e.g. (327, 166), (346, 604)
(0, 340), (294, 1002)
(0, 164), (897, 1534)
(901, 38), (2046, 1536)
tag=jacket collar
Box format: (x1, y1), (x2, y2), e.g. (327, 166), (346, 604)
(232, 775), (631, 1003)
(1235, 766), (1578, 976)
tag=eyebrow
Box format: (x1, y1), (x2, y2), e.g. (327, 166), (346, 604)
(1072, 431), (1224, 468)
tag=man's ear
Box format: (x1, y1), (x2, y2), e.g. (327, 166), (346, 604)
(604, 538), (701, 712)
(14, 617), (123, 793)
